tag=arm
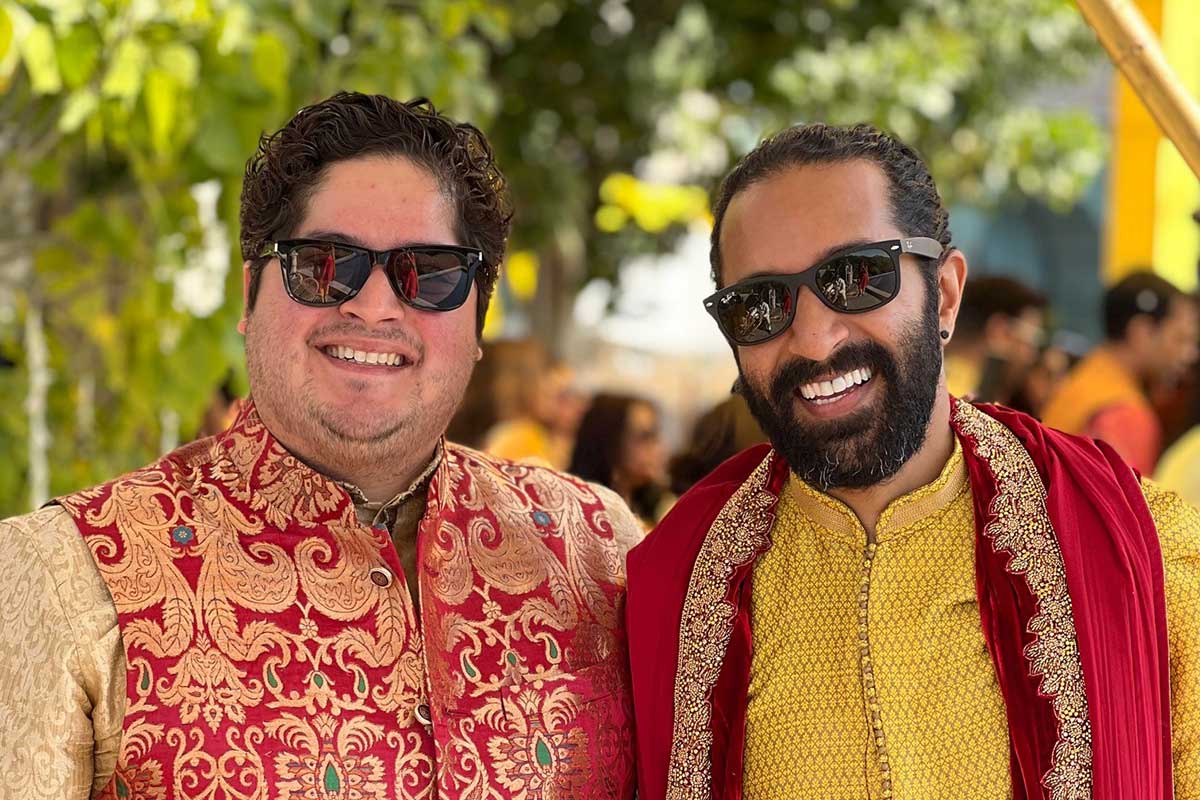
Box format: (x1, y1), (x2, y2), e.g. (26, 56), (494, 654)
(1142, 480), (1200, 797)
(0, 506), (125, 798)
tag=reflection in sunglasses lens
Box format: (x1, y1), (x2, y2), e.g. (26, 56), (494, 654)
(815, 252), (895, 312)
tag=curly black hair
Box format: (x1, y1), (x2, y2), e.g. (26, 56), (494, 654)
(239, 91), (512, 334)
(710, 123), (951, 288)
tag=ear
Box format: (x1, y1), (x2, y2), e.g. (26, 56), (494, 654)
(237, 261), (252, 336)
(936, 249), (969, 344)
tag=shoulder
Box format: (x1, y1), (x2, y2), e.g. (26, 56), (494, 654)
(1, 505), (90, 575)
(445, 442), (644, 554)
(1141, 478), (1200, 566)
(629, 444), (774, 576)
(0, 504), (116, 636)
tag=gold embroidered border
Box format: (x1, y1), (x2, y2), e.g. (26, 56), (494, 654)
(954, 403), (1093, 800)
(666, 454), (777, 800)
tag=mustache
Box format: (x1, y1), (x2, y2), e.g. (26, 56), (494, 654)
(769, 341), (897, 407)
(305, 322), (424, 354)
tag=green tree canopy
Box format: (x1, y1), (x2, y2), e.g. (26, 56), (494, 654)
(0, 0), (1104, 515)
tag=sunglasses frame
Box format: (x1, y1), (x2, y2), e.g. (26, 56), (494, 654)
(264, 239), (484, 311)
(704, 237), (945, 346)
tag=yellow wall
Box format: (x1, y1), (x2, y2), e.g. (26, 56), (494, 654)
(1107, 0), (1200, 291)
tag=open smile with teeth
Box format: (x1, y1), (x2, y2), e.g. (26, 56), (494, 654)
(799, 367), (873, 403)
(322, 345), (410, 367)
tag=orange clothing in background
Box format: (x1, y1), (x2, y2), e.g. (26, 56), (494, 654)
(1042, 348), (1162, 474)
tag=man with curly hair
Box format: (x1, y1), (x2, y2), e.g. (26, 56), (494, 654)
(0, 92), (640, 798)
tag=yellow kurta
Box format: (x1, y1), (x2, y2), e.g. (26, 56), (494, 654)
(744, 440), (1200, 799)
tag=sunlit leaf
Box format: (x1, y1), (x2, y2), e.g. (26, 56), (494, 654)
(58, 87), (99, 133)
(57, 24), (101, 88)
(144, 68), (178, 156)
(101, 37), (149, 102)
(19, 23), (61, 94)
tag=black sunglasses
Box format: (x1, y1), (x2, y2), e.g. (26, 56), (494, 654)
(263, 239), (484, 311)
(704, 237), (944, 345)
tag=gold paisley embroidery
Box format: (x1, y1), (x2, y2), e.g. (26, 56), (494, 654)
(666, 454), (776, 800)
(954, 403), (1093, 800)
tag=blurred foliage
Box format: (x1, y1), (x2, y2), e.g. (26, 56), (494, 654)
(0, 0), (1104, 514)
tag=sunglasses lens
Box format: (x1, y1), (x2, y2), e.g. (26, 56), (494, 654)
(285, 243), (370, 305)
(387, 249), (474, 310)
(814, 250), (897, 312)
(714, 280), (794, 345)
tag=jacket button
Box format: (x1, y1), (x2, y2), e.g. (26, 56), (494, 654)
(369, 567), (392, 588)
(415, 702), (432, 726)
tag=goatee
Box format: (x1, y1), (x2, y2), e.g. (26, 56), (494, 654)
(739, 303), (943, 491)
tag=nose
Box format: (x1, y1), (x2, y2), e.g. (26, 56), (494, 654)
(338, 263), (406, 327)
(776, 285), (851, 363)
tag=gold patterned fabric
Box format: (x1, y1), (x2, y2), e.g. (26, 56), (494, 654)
(742, 441), (1200, 799)
(0, 401), (642, 798)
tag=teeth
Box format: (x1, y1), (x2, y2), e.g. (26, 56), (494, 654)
(322, 345), (406, 367)
(800, 367), (873, 401)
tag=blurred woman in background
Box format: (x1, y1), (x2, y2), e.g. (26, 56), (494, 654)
(569, 393), (670, 527)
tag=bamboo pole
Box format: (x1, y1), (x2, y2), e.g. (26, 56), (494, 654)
(1075, 0), (1200, 180)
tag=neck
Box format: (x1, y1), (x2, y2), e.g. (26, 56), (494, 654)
(825, 391), (955, 543)
(1099, 342), (1148, 390)
(254, 403), (439, 504)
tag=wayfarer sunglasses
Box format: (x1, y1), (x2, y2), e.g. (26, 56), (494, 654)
(703, 237), (944, 346)
(263, 239), (484, 311)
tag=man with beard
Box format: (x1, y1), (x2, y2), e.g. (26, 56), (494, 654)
(624, 123), (1199, 799)
(0, 93), (640, 797)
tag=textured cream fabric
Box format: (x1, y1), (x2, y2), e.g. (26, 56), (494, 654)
(0, 506), (123, 798)
(744, 443), (1200, 799)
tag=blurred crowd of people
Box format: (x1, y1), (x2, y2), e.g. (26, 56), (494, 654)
(947, 268), (1200, 502)
(444, 267), (1200, 524)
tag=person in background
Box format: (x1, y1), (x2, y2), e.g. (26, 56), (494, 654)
(1006, 341), (1078, 418)
(944, 274), (1046, 404)
(569, 393), (670, 526)
(484, 355), (585, 469)
(1043, 271), (1199, 474)
(669, 392), (767, 496)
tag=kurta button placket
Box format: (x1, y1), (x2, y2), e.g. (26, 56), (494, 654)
(369, 567), (393, 588)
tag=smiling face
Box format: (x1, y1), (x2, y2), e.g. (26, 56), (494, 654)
(719, 159), (959, 490)
(242, 154), (479, 482)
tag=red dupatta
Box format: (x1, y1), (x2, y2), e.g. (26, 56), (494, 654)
(625, 400), (1172, 799)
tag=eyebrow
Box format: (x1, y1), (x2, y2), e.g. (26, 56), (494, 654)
(741, 237), (878, 281)
(296, 230), (456, 249)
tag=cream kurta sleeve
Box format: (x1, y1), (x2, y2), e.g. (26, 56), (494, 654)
(0, 506), (125, 798)
(1143, 480), (1200, 799)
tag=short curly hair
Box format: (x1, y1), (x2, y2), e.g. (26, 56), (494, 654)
(240, 91), (512, 334)
(710, 123), (951, 288)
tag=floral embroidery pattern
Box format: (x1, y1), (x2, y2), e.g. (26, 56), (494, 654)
(61, 401), (638, 798)
(666, 455), (777, 800)
(953, 403), (1093, 800)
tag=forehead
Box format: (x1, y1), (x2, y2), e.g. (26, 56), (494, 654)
(297, 155), (455, 247)
(720, 159), (900, 282)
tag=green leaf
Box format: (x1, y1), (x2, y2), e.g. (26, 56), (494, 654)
(101, 37), (149, 102)
(144, 68), (178, 156)
(57, 24), (101, 89)
(0, 6), (12, 64)
(155, 42), (200, 88)
(251, 32), (289, 98)
(58, 87), (99, 133)
(19, 23), (62, 94)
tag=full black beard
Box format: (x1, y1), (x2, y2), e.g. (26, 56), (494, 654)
(739, 300), (943, 491)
